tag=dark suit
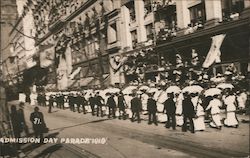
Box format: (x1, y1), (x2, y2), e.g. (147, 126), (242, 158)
(131, 97), (142, 123)
(81, 95), (87, 114)
(163, 98), (176, 129)
(89, 96), (96, 116)
(76, 95), (82, 113)
(30, 111), (45, 139)
(147, 98), (158, 125)
(182, 96), (195, 133)
(96, 95), (104, 117)
(107, 96), (116, 118)
(118, 95), (127, 119)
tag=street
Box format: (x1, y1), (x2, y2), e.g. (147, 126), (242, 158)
(13, 101), (249, 158)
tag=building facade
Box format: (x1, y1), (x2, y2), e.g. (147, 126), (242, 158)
(7, 0), (250, 91)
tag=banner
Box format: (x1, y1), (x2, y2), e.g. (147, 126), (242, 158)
(202, 34), (226, 68)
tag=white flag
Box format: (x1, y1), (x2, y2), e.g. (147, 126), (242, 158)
(202, 34), (226, 68)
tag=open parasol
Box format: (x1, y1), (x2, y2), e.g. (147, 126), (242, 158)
(204, 88), (222, 97)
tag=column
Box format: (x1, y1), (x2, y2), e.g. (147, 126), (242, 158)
(135, 0), (147, 43)
(120, 6), (132, 49)
(176, 0), (190, 29)
(204, 0), (222, 27)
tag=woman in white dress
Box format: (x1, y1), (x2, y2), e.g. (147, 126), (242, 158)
(223, 90), (239, 128)
(175, 93), (183, 126)
(206, 95), (222, 129)
(192, 93), (205, 131)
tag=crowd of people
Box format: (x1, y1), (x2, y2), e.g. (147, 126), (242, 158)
(32, 73), (249, 134)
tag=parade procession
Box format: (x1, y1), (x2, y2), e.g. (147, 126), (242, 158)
(1, 0), (250, 157)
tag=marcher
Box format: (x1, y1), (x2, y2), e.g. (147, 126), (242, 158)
(96, 92), (104, 117)
(76, 93), (82, 113)
(131, 93), (142, 123)
(117, 92), (127, 120)
(107, 93), (116, 118)
(89, 93), (96, 116)
(163, 93), (176, 129)
(223, 89), (239, 128)
(191, 93), (205, 131)
(80, 93), (87, 114)
(147, 93), (158, 125)
(30, 107), (47, 140)
(206, 95), (222, 129)
(182, 93), (195, 133)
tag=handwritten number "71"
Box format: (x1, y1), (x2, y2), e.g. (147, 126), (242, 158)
(34, 118), (41, 124)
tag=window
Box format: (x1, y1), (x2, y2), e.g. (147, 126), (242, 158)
(131, 30), (137, 49)
(126, 1), (136, 23)
(221, 0), (244, 20)
(189, 2), (206, 26)
(107, 23), (117, 44)
(146, 24), (154, 41)
(144, 0), (152, 16)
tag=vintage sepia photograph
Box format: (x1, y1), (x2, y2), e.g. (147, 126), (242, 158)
(0, 0), (249, 157)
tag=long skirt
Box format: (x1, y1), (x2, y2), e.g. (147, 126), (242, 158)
(158, 113), (167, 122)
(126, 109), (132, 118)
(176, 115), (183, 126)
(193, 116), (205, 131)
(224, 112), (238, 126)
(210, 114), (222, 127)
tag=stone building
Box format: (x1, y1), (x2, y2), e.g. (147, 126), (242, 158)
(7, 0), (250, 91)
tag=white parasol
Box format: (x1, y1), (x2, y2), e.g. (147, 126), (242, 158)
(139, 85), (150, 91)
(107, 87), (120, 93)
(166, 86), (181, 94)
(204, 88), (222, 97)
(182, 85), (203, 93)
(122, 86), (137, 94)
(216, 83), (234, 89)
(147, 87), (158, 94)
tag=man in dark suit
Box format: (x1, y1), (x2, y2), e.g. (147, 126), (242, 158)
(95, 92), (104, 117)
(163, 93), (176, 130)
(30, 107), (46, 140)
(58, 93), (65, 109)
(80, 93), (87, 114)
(89, 93), (96, 116)
(147, 93), (158, 125)
(76, 93), (82, 113)
(118, 92), (127, 120)
(131, 93), (142, 123)
(182, 93), (195, 133)
(106, 93), (116, 118)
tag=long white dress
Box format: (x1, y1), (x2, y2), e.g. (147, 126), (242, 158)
(206, 99), (222, 127)
(224, 95), (238, 126)
(30, 93), (37, 106)
(237, 92), (247, 109)
(141, 93), (149, 112)
(192, 96), (205, 131)
(175, 94), (183, 126)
